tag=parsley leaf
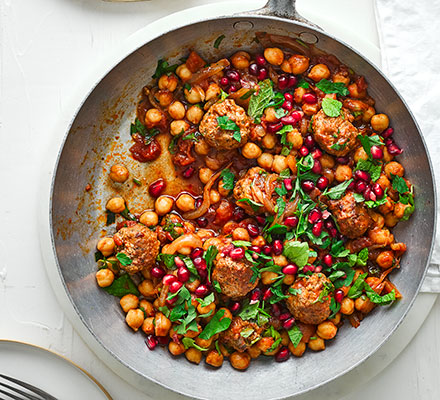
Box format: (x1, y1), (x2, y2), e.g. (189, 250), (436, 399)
(322, 98), (343, 117)
(204, 245), (218, 283)
(358, 134), (383, 160)
(316, 79), (349, 96)
(199, 309), (232, 340)
(391, 174), (410, 194)
(330, 141), (348, 151)
(248, 79), (274, 122)
(283, 241), (309, 268)
(329, 297), (341, 319)
(220, 169), (235, 190)
(217, 116), (239, 131)
(116, 253), (132, 266)
(323, 179), (353, 200)
(213, 34), (225, 49)
(330, 240), (350, 258)
(152, 59), (178, 79)
(103, 274), (139, 297)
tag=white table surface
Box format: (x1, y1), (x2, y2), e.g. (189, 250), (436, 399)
(1, 0), (439, 399)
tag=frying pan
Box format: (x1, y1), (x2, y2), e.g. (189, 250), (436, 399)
(49, 1), (436, 399)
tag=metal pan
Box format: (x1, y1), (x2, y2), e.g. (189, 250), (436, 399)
(49, 1), (436, 399)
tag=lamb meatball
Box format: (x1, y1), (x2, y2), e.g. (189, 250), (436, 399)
(233, 167), (281, 215)
(221, 317), (263, 352)
(113, 223), (160, 274)
(329, 192), (372, 238)
(212, 256), (258, 299)
(312, 108), (358, 156)
(286, 273), (332, 325)
(199, 99), (250, 150)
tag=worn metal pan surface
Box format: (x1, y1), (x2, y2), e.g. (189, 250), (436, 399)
(50, 1), (436, 399)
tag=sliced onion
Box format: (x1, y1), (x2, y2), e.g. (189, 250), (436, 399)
(162, 234), (203, 255)
(188, 58), (230, 85)
(157, 283), (168, 307)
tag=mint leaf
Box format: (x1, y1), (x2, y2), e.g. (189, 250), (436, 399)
(116, 253), (132, 266)
(103, 274), (139, 297)
(217, 116), (239, 131)
(196, 293), (215, 308)
(297, 78), (309, 89)
(391, 174), (410, 194)
(324, 179), (353, 200)
(354, 159), (382, 182)
(358, 134), (383, 160)
(283, 241), (309, 268)
(182, 337), (209, 352)
(220, 168), (235, 190)
(330, 240), (350, 258)
(364, 286), (396, 305)
(233, 131), (242, 142)
(238, 299), (260, 321)
(316, 79), (349, 96)
(364, 196), (388, 208)
(322, 98), (342, 117)
(287, 325), (303, 348)
(348, 273), (368, 299)
(248, 79), (274, 122)
(199, 309), (232, 340)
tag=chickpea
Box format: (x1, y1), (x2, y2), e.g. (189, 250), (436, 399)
(348, 83), (365, 99)
(230, 351), (251, 370)
(335, 165), (352, 182)
(281, 54), (310, 75)
(272, 155), (288, 173)
(185, 348), (202, 364)
(355, 295), (374, 314)
(205, 350), (224, 367)
(257, 152), (274, 170)
(378, 197), (394, 215)
(287, 129), (303, 149)
(219, 307), (233, 321)
(157, 91), (173, 108)
(329, 312), (341, 325)
(106, 197), (125, 213)
(383, 146), (394, 162)
(176, 63), (192, 81)
(97, 237), (115, 257)
(95, 269), (114, 287)
(199, 167), (214, 184)
(370, 212), (385, 229)
(168, 101), (186, 120)
(138, 280), (155, 299)
(176, 194), (195, 212)
(242, 142), (262, 159)
(308, 64), (330, 82)
(273, 255), (288, 267)
(170, 120), (189, 136)
(317, 321), (337, 340)
(155, 196), (174, 215)
(318, 154), (334, 169)
(185, 278), (201, 293)
(195, 336), (212, 349)
(294, 87), (306, 103)
(286, 154), (297, 174)
(232, 227), (250, 241)
(362, 106), (376, 123)
(332, 72), (350, 86)
(145, 108), (163, 126)
(139, 210), (158, 227)
(120, 294), (139, 313)
(371, 113), (389, 133)
(354, 146), (368, 162)
(394, 202), (408, 219)
(264, 47), (284, 66)
(308, 336), (325, 351)
(289, 341), (306, 357)
(184, 86), (205, 104)
(302, 103), (319, 116)
(283, 274), (295, 285)
(141, 317), (155, 335)
(218, 179), (230, 197)
(205, 83), (221, 101)
(105, 256), (119, 274)
(261, 271), (278, 285)
(368, 227), (394, 246)
(109, 164), (129, 183)
(248, 344), (262, 359)
(231, 51), (251, 69)
(197, 301), (216, 316)
(158, 74), (178, 91)
(139, 299), (155, 317)
(251, 236), (266, 247)
(384, 161), (404, 178)
(376, 250), (394, 269)
(262, 133), (276, 149)
(194, 139), (210, 155)
(154, 312), (172, 337)
(186, 105), (204, 124)
(209, 189), (221, 204)
(168, 341), (186, 356)
(322, 167), (335, 184)
(264, 107), (279, 123)
(377, 174), (391, 190)
(125, 309), (144, 332)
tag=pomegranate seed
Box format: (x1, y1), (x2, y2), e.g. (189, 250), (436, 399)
(299, 146), (309, 157)
(373, 183), (384, 197)
(282, 264), (298, 275)
(384, 138), (393, 146)
(229, 85), (238, 93)
(256, 215), (266, 225)
(280, 115), (299, 125)
(364, 186), (374, 201)
(278, 75), (288, 90)
(222, 244), (234, 257)
(282, 100), (293, 111)
(282, 317), (295, 330)
(169, 280), (183, 293)
(302, 265), (312, 273)
(195, 284), (209, 297)
(279, 312), (290, 321)
(230, 302), (241, 313)
(323, 254), (333, 267)
(312, 159), (322, 174)
(267, 122), (283, 133)
(336, 156), (349, 164)
(250, 288), (261, 303)
(355, 180), (367, 193)
(302, 180), (315, 192)
(191, 247), (204, 259)
(262, 245), (272, 255)
(387, 143), (403, 155)
(193, 257), (207, 270)
(290, 111), (303, 121)
(370, 145), (383, 160)
(157, 336), (169, 346)
(335, 289), (344, 303)
(220, 77), (229, 86)
(311, 148), (323, 159)
(315, 265), (323, 273)
(287, 75), (297, 88)
(324, 219), (334, 229)
(174, 256), (185, 268)
(257, 67), (268, 80)
(195, 197), (203, 208)
(232, 207), (245, 221)
(329, 228), (338, 238)
(151, 266), (165, 279)
(302, 93), (317, 104)
(250, 245), (261, 253)
(382, 127), (394, 138)
(308, 208), (322, 224)
(182, 166), (194, 178)
(255, 54), (266, 66)
(163, 274), (177, 286)
(271, 303), (281, 317)
(148, 178), (165, 197)
(145, 335), (158, 350)
(272, 240), (283, 255)
(196, 217), (208, 227)
(354, 170), (370, 181)
(304, 135), (314, 149)
(312, 221), (323, 236)
(230, 247), (245, 260)
(284, 216), (299, 228)
(263, 288), (272, 301)
(316, 176), (329, 190)
(177, 266), (190, 283)
(284, 178), (293, 190)
(284, 92), (293, 102)
(226, 70), (240, 82)
(166, 295), (178, 306)
(249, 63), (259, 76)
(247, 224), (260, 237)
(198, 269), (208, 282)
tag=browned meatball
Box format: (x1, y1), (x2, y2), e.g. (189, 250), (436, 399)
(233, 167), (281, 215)
(211, 256), (258, 299)
(199, 99), (250, 150)
(113, 223), (160, 274)
(286, 273), (331, 325)
(312, 108), (358, 156)
(329, 192), (371, 238)
(220, 317), (263, 352)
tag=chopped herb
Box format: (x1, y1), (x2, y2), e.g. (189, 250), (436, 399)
(322, 98), (343, 117)
(220, 168), (235, 190)
(274, 108), (288, 119)
(329, 297), (341, 318)
(353, 193), (365, 203)
(283, 241), (309, 268)
(103, 274), (139, 297)
(157, 253), (177, 269)
(213, 34), (226, 49)
(289, 287), (302, 295)
(248, 79), (274, 123)
(357, 248), (369, 266)
(330, 141), (348, 151)
(316, 79), (349, 96)
(219, 89), (229, 101)
(279, 168), (291, 179)
(213, 280), (222, 293)
(364, 195), (388, 208)
(323, 179), (353, 200)
(204, 245), (219, 283)
(330, 240), (350, 258)
(158, 306), (170, 318)
(232, 240), (252, 247)
(120, 206), (136, 221)
(162, 216), (183, 239)
(152, 59), (178, 79)
(233, 131), (242, 142)
(116, 253), (132, 266)
(182, 337), (209, 352)
(130, 118), (147, 137)
(238, 300), (260, 321)
(95, 250), (104, 263)
(199, 309), (232, 340)
(287, 325), (303, 347)
(240, 327), (255, 338)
